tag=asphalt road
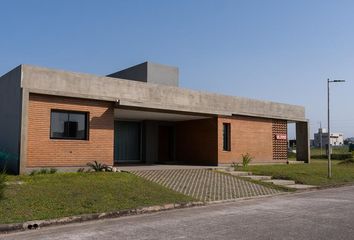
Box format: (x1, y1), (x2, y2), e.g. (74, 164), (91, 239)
(2, 185), (354, 240)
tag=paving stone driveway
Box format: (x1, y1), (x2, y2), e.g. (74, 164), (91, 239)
(130, 169), (281, 202)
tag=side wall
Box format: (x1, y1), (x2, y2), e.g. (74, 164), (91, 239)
(175, 118), (218, 165)
(26, 94), (114, 168)
(0, 66), (22, 173)
(218, 116), (275, 164)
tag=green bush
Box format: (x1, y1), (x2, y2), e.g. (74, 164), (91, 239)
(87, 161), (109, 172)
(0, 171), (5, 200)
(312, 153), (352, 160)
(30, 168), (58, 176)
(231, 162), (240, 171)
(241, 153), (253, 168)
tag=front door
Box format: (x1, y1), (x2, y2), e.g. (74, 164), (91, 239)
(114, 121), (141, 163)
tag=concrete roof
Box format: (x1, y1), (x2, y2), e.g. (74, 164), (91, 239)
(17, 64), (306, 122)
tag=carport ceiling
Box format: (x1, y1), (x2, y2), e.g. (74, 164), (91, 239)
(114, 109), (211, 122)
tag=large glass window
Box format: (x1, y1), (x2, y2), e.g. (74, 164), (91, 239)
(50, 110), (88, 140)
(223, 123), (231, 151)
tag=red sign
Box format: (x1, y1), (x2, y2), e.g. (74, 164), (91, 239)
(276, 134), (287, 140)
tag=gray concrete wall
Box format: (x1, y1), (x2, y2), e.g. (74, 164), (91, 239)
(21, 65), (306, 122)
(143, 121), (159, 164)
(147, 62), (179, 86)
(296, 121), (310, 163)
(108, 62), (179, 87)
(0, 66), (22, 173)
(108, 62), (147, 83)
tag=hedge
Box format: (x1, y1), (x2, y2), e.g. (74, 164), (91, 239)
(312, 153), (353, 160)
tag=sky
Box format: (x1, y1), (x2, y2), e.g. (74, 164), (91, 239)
(1, 0), (353, 139)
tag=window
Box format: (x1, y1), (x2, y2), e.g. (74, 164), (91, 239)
(223, 123), (231, 151)
(50, 110), (88, 140)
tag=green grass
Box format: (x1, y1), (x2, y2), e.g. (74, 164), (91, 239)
(244, 160), (354, 187)
(0, 172), (194, 224)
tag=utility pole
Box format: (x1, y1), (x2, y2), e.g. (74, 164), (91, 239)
(327, 79), (345, 178)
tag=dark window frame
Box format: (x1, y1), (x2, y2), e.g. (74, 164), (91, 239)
(50, 109), (89, 140)
(223, 123), (231, 151)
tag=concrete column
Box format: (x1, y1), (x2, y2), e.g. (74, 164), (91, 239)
(296, 121), (310, 163)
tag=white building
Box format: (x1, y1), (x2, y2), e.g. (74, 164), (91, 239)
(314, 128), (344, 147)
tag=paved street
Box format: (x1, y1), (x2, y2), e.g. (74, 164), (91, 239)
(2, 185), (354, 240)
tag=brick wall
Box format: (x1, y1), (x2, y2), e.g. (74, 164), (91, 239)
(272, 120), (288, 161)
(175, 118), (218, 165)
(218, 116), (274, 164)
(27, 93), (114, 167)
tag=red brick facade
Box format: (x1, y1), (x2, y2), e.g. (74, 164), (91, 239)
(217, 116), (276, 164)
(27, 94), (114, 167)
(175, 118), (218, 165)
(26, 94), (287, 169)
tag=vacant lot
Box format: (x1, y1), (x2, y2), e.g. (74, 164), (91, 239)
(245, 160), (354, 186)
(0, 172), (194, 224)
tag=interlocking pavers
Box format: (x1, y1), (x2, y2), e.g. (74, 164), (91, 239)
(130, 169), (281, 202)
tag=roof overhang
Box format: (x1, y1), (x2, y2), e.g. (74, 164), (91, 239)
(19, 64), (307, 122)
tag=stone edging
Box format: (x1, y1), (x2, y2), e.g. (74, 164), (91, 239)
(0, 201), (205, 234)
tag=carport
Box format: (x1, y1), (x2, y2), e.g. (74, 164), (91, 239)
(114, 107), (218, 166)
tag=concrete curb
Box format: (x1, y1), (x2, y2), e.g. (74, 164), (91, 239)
(0, 201), (205, 234)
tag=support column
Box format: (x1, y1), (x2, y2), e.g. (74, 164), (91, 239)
(296, 121), (310, 163)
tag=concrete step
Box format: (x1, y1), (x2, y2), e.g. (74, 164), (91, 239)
(242, 175), (272, 181)
(288, 161), (305, 165)
(228, 171), (252, 176)
(262, 179), (296, 186)
(286, 184), (317, 189)
(210, 167), (234, 172)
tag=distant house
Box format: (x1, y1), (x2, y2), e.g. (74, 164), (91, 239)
(314, 128), (344, 147)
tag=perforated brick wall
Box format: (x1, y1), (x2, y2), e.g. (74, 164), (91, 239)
(272, 120), (288, 160)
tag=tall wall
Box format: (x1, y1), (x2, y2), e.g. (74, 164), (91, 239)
(0, 66), (22, 173)
(217, 116), (274, 164)
(272, 120), (288, 161)
(175, 118), (218, 165)
(26, 94), (114, 168)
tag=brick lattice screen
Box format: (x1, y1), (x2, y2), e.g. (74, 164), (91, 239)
(272, 120), (288, 160)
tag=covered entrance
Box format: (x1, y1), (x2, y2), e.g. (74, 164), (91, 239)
(114, 107), (216, 166)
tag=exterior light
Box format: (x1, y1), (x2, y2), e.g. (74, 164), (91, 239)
(327, 79), (345, 178)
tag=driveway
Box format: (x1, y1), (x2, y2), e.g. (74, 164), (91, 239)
(131, 168), (280, 201)
(2, 185), (354, 240)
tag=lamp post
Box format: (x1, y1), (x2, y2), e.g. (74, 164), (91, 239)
(327, 79), (345, 178)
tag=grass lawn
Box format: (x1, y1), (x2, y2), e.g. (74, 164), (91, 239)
(244, 160), (354, 187)
(0, 172), (194, 224)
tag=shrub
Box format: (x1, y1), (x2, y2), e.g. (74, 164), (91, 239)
(241, 153), (253, 168)
(49, 168), (57, 174)
(30, 168), (57, 176)
(77, 168), (85, 173)
(0, 171), (6, 200)
(86, 161), (108, 172)
(231, 162), (240, 171)
(312, 153), (352, 160)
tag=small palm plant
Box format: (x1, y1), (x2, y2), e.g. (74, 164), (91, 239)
(241, 153), (253, 168)
(86, 161), (108, 172)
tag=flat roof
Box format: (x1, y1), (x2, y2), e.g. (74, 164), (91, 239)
(16, 64), (306, 122)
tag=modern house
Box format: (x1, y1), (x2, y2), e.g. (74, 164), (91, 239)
(0, 62), (310, 174)
(314, 128), (344, 147)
